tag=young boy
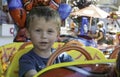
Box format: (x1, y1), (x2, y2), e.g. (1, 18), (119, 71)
(19, 6), (73, 77)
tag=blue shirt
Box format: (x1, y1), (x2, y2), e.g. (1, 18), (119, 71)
(19, 49), (73, 77)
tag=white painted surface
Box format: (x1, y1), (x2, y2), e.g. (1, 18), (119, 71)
(1, 24), (14, 36)
(0, 24), (14, 46)
(0, 36), (14, 46)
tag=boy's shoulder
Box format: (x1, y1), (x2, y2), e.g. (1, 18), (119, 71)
(19, 49), (35, 60)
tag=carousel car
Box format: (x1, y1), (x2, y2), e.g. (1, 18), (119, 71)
(2, 40), (117, 77)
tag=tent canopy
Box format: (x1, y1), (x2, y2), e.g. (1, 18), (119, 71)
(71, 5), (109, 18)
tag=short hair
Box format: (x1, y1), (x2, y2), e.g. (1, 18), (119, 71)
(26, 6), (61, 31)
(97, 24), (103, 28)
(97, 21), (104, 28)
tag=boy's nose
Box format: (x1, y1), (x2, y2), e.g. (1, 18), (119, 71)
(41, 32), (47, 38)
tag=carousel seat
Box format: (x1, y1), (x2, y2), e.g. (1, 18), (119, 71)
(0, 42), (33, 77)
(0, 42), (24, 76)
(5, 47), (32, 77)
(34, 59), (116, 77)
(67, 46), (106, 61)
(37, 41), (116, 77)
(5, 40), (92, 77)
(18, 41), (65, 50)
(34, 41), (116, 77)
(65, 40), (106, 61)
(84, 46), (106, 60)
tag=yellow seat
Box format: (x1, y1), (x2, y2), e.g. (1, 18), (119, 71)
(35, 40), (116, 77)
(0, 56), (2, 76)
(5, 42), (64, 77)
(67, 46), (106, 61)
(0, 46), (3, 76)
(0, 42), (24, 76)
(84, 46), (106, 59)
(46, 44), (92, 66)
(5, 47), (32, 77)
(18, 42), (33, 50)
(4, 41), (113, 77)
(52, 42), (64, 49)
(18, 41), (65, 50)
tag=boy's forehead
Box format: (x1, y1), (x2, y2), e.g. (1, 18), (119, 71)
(34, 18), (53, 23)
(33, 17), (59, 25)
(30, 17), (58, 26)
(28, 16), (60, 29)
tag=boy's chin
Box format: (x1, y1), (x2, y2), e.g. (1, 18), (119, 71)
(38, 46), (49, 50)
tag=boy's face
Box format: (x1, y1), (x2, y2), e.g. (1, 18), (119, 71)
(27, 17), (59, 51)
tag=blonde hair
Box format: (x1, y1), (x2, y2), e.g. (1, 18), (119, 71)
(97, 24), (103, 28)
(26, 6), (61, 31)
(97, 21), (104, 28)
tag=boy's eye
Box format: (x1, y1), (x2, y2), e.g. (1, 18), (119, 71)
(35, 29), (41, 32)
(48, 30), (53, 32)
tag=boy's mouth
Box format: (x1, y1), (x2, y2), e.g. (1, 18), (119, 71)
(39, 42), (48, 45)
